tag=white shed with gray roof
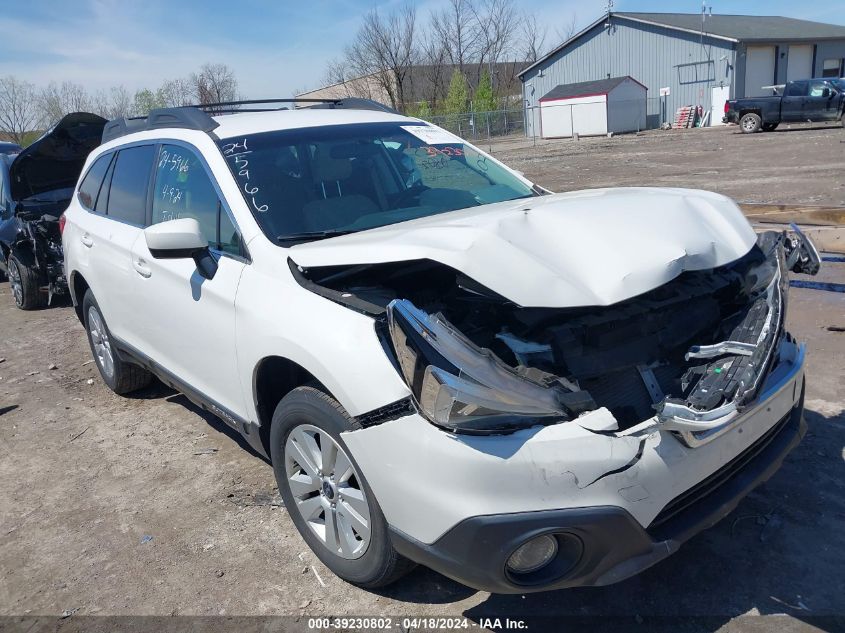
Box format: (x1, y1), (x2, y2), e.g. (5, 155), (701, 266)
(539, 76), (647, 138)
(519, 11), (845, 135)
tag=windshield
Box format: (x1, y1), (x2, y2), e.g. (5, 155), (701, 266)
(217, 122), (535, 243)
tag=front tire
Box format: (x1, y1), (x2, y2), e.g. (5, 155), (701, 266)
(270, 386), (414, 588)
(82, 290), (153, 394)
(740, 112), (762, 133)
(8, 253), (45, 310)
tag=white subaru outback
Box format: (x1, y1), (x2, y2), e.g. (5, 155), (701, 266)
(62, 99), (820, 593)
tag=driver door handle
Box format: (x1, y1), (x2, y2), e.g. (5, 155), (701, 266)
(80, 234), (93, 247)
(133, 257), (152, 278)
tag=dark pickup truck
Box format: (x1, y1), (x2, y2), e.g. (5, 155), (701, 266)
(724, 78), (845, 132)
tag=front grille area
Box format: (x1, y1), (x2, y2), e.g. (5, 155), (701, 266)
(648, 406), (797, 541)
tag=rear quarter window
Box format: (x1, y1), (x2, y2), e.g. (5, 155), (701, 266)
(107, 145), (156, 225)
(77, 153), (113, 210)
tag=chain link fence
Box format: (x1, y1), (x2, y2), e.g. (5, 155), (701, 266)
(427, 110), (525, 141)
(422, 96), (712, 145)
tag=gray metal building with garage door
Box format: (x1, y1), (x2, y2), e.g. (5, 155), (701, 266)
(519, 11), (845, 135)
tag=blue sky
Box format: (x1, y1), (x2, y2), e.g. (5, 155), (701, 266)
(0, 0), (842, 98)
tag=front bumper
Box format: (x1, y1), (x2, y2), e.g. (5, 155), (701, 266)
(390, 389), (805, 593)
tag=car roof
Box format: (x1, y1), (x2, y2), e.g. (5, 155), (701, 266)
(211, 108), (415, 139)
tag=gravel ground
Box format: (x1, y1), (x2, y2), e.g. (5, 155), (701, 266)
(0, 125), (844, 632)
(485, 122), (845, 206)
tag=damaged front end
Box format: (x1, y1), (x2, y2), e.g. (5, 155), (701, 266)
(10, 214), (68, 304)
(5, 112), (106, 303)
(296, 227), (820, 444)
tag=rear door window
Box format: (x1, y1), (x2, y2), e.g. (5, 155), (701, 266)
(107, 145), (156, 225)
(151, 144), (241, 255)
(77, 153), (113, 210)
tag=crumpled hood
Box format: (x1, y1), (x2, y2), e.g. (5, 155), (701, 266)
(289, 187), (758, 308)
(10, 112), (106, 203)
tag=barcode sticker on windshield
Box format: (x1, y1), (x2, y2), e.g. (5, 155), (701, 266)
(401, 125), (463, 145)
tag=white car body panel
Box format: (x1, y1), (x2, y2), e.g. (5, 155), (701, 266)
(68, 209), (147, 350)
(341, 339), (804, 544)
(128, 233), (248, 416)
(234, 237), (412, 419)
(289, 187), (757, 308)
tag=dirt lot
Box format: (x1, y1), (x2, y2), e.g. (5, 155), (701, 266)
(1, 124), (844, 632)
(486, 122), (845, 207)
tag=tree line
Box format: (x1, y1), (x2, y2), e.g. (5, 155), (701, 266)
(0, 63), (238, 146)
(321, 0), (575, 116)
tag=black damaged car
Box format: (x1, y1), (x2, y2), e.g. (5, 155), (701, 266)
(0, 113), (105, 309)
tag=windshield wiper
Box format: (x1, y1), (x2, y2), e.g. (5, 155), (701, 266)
(277, 230), (356, 245)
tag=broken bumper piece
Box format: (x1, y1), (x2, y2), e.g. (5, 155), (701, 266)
(388, 392), (805, 593)
(656, 230), (810, 445)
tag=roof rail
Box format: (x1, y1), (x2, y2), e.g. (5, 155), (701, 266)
(307, 97), (400, 114)
(190, 97), (399, 115)
(102, 107), (219, 144)
(101, 97), (399, 143)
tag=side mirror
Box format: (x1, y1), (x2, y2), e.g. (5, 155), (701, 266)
(822, 87), (831, 98)
(144, 218), (218, 280)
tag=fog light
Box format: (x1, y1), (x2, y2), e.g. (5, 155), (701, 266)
(506, 534), (558, 574)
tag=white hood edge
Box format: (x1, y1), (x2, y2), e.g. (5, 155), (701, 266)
(288, 187), (758, 308)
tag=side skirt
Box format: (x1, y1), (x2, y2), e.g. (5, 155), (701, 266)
(110, 336), (268, 458)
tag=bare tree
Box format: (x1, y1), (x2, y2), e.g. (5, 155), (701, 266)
(92, 86), (133, 119)
(0, 76), (40, 144)
(158, 77), (194, 107)
(190, 63), (238, 108)
(430, 0), (480, 73)
(347, 4), (417, 111)
(416, 29), (451, 110)
(520, 13), (547, 63)
(471, 0), (520, 88)
(323, 58), (351, 93)
(321, 57), (374, 99)
(555, 13), (579, 43)
(39, 81), (92, 126)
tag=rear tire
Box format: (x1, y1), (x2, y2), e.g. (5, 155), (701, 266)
(270, 386), (415, 588)
(740, 112), (762, 133)
(8, 253), (45, 310)
(82, 290), (153, 394)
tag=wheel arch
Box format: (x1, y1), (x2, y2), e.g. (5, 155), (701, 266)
(252, 355), (328, 457)
(69, 270), (90, 324)
(738, 108), (762, 120)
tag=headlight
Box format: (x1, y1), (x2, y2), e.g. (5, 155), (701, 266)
(386, 299), (594, 434)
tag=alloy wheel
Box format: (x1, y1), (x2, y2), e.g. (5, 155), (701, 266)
(87, 306), (115, 379)
(7, 260), (23, 307)
(284, 424), (371, 559)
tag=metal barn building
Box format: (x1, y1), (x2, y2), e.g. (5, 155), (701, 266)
(519, 12), (845, 134)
